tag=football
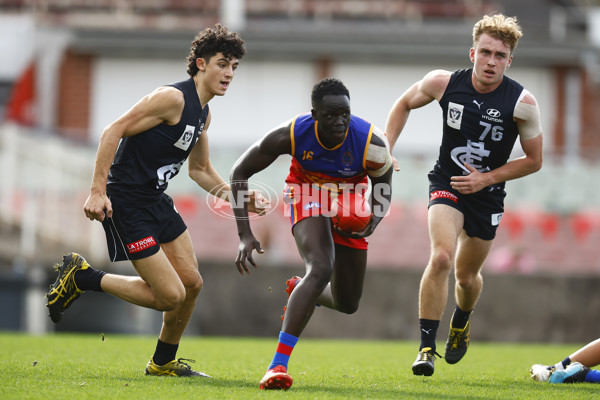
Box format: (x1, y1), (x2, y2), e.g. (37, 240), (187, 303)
(330, 192), (371, 233)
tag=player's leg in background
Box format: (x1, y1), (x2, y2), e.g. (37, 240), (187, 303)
(530, 339), (600, 383)
(569, 338), (600, 368)
(317, 243), (367, 313)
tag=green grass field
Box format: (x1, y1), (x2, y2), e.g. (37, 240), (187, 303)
(1, 332), (597, 399)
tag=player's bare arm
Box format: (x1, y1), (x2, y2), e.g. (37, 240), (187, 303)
(84, 87), (184, 222)
(187, 112), (225, 194)
(385, 70), (451, 170)
(450, 92), (543, 194)
(230, 123), (292, 274)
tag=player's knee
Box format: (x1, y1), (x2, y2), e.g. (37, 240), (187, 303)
(191, 274), (203, 293)
(305, 265), (332, 291)
(155, 286), (186, 311)
(184, 272), (203, 298)
(429, 249), (453, 274)
(175, 262), (203, 297)
(455, 270), (480, 288)
(337, 300), (360, 314)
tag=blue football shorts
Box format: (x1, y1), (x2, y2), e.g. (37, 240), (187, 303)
(427, 171), (506, 241)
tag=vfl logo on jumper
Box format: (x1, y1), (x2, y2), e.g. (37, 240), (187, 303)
(491, 212), (503, 226)
(447, 102), (464, 130)
(174, 125), (195, 150)
(473, 100), (483, 109)
(304, 201), (321, 210)
(450, 140), (491, 174)
(127, 236), (157, 254)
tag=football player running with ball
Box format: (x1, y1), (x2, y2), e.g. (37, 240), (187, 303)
(385, 14), (543, 376)
(230, 78), (393, 390)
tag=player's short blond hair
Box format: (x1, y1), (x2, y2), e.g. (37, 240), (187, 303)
(473, 14), (523, 54)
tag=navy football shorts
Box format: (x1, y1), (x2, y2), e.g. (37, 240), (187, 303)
(101, 193), (187, 262)
(427, 172), (506, 241)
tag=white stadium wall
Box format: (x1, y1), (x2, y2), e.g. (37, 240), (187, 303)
(90, 57), (555, 156)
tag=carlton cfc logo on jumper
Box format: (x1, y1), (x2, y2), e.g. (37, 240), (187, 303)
(450, 140), (491, 174)
(127, 236), (157, 254)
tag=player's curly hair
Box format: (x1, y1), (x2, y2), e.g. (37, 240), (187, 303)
(311, 78), (350, 108)
(186, 24), (246, 77)
(473, 14), (523, 54)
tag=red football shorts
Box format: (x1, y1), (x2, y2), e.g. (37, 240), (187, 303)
(283, 183), (368, 250)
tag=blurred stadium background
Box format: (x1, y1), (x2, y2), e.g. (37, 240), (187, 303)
(1, 0), (599, 342)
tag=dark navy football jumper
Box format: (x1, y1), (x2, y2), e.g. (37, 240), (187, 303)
(102, 78), (209, 261)
(428, 69), (526, 240)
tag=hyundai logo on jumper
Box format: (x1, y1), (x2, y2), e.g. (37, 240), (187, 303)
(207, 180), (279, 220)
(486, 108), (501, 118)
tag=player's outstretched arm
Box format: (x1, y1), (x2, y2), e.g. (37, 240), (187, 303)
(230, 123), (292, 274)
(385, 69), (450, 152)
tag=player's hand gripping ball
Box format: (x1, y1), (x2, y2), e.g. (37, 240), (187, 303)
(330, 192), (371, 233)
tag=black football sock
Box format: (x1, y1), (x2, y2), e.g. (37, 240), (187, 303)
(73, 267), (106, 292)
(451, 305), (472, 329)
(153, 339), (179, 366)
(419, 319), (440, 351)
